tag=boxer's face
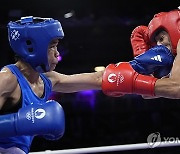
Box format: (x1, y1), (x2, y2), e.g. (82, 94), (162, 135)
(48, 39), (60, 71)
(155, 31), (172, 51)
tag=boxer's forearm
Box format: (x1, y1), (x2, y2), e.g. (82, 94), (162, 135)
(154, 40), (180, 98)
(52, 71), (103, 93)
(155, 78), (180, 99)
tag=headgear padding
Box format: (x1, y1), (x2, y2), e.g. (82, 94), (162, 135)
(8, 16), (64, 72)
(148, 9), (180, 55)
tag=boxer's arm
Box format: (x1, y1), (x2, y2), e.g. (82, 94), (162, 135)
(45, 71), (103, 93)
(0, 68), (18, 110)
(155, 40), (180, 98)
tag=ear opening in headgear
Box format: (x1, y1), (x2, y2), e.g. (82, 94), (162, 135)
(26, 40), (33, 53)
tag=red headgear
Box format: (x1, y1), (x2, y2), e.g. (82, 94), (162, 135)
(148, 9), (180, 55)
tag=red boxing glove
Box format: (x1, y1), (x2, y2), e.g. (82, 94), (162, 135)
(102, 62), (157, 97)
(130, 25), (152, 57)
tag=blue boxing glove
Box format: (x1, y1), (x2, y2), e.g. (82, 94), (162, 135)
(0, 100), (65, 139)
(129, 45), (174, 78)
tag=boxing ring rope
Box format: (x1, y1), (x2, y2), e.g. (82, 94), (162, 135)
(29, 141), (180, 154)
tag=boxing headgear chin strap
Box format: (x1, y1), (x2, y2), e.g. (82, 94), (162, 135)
(148, 9), (180, 56)
(8, 16), (64, 73)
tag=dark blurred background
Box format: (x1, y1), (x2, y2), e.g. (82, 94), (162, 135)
(1, 0), (180, 153)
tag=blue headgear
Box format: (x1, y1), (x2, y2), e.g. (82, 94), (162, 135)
(8, 16), (64, 72)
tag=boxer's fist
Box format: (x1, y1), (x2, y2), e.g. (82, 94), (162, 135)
(0, 100), (65, 139)
(130, 45), (174, 78)
(131, 25), (152, 57)
(102, 63), (157, 97)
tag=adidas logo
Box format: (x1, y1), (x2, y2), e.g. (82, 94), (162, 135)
(151, 55), (162, 62)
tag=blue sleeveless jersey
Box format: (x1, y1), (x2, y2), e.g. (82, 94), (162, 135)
(0, 64), (52, 154)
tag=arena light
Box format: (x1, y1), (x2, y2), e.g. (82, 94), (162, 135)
(94, 66), (105, 72)
(64, 11), (74, 18)
(75, 90), (97, 109)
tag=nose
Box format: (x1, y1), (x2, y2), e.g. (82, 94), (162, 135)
(55, 50), (60, 58)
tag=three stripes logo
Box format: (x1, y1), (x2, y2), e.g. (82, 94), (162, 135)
(151, 55), (162, 62)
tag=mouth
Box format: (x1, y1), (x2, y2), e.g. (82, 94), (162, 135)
(53, 60), (58, 65)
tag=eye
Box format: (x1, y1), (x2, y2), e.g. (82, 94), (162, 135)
(49, 45), (57, 50)
(157, 34), (165, 43)
(159, 36), (164, 42)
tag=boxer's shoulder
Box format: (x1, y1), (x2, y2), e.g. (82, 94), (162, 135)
(0, 67), (18, 94)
